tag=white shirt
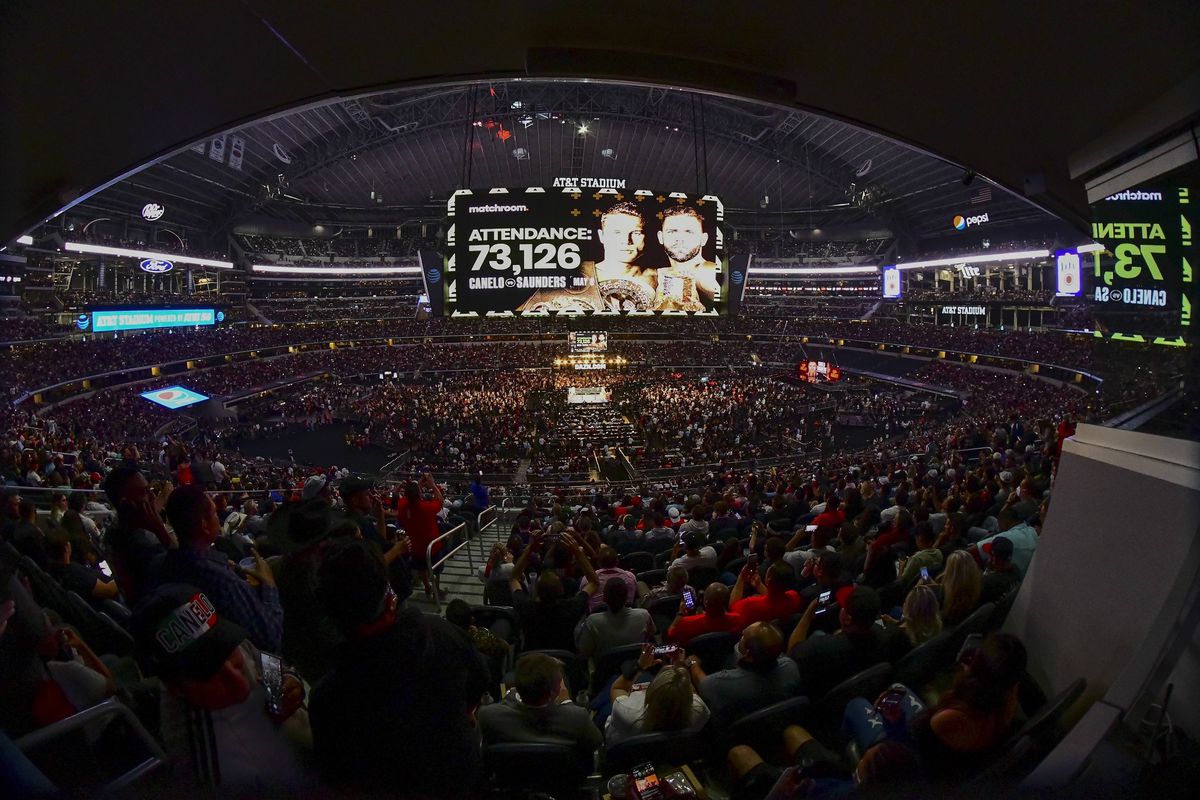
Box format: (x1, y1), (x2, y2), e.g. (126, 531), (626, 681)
(605, 689), (710, 746)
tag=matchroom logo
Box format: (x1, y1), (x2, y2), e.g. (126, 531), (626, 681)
(953, 213), (989, 230)
(1104, 190), (1162, 202)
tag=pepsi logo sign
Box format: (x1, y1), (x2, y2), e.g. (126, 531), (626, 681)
(140, 259), (174, 274)
(953, 212), (989, 231)
(141, 203), (165, 221)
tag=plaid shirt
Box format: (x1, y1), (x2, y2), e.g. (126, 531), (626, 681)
(156, 548), (284, 652)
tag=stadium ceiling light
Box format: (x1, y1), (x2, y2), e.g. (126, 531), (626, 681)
(751, 265), (879, 275)
(64, 241), (234, 269)
(16, 235), (33, 245)
(578, 124), (588, 134)
(890, 249), (1050, 270)
(1076, 242), (1105, 253)
(250, 264), (421, 275)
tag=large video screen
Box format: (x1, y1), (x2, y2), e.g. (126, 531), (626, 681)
(445, 187), (725, 315)
(568, 330), (608, 353)
(86, 307), (221, 333)
(1086, 184), (1195, 343)
(140, 386), (209, 409)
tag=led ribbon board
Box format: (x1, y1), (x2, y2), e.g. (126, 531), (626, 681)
(90, 307), (217, 333)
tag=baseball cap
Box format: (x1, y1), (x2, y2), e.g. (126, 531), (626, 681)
(132, 584), (247, 681)
(999, 470), (1014, 484)
(302, 474), (329, 501)
(682, 528), (706, 549)
(339, 476), (373, 500)
(668, 507), (681, 520)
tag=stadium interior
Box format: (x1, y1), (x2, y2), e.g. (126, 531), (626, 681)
(1, 4), (1198, 799)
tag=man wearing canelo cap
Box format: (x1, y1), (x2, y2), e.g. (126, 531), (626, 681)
(133, 584), (310, 792)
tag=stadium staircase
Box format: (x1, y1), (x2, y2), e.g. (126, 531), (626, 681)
(408, 506), (512, 613)
(514, 458), (530, 484)
(862, 299), (883, 319)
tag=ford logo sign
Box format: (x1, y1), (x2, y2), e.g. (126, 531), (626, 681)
(76, 314), (90, 330)
(140, 258), (174, 274)
(141, 202), (165, 221)
(427, 268), (442, 283)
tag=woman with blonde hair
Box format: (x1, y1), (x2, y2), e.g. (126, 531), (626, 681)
(605, 648), (710, 745)
(887, 585), (942, 645)
(938, 550), (982, 626)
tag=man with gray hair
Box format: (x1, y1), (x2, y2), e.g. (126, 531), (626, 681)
(638, 564), (693, 607)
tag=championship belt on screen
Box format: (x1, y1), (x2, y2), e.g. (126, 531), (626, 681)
(598, 277), (658, 311)
(516, 263), (606, 313)
(652, 268), (705, 312)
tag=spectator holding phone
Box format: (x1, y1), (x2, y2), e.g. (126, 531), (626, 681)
(898, 522), (943, 584)
(606, 644), (710, 745)
(665, 582), (747, 646)
(730, 561), (803, 626)
(510, 532), (596, 651)
(133, 584), (310, 793)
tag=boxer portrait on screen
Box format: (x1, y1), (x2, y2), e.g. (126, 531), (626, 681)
(653, 205), (718, 312)
(518, 201), (659, 313)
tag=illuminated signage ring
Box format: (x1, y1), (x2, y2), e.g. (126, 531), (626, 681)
(141, 203), (166, 221)
(140, 258), (175, 274)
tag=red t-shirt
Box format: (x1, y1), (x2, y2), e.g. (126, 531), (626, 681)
(730, 590), (804, 626)
(395, 497), (444, 556)
(666, 610), (748, 646)
(812, 509), (845, 528)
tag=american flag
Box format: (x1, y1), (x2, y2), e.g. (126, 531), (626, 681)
(970, 186), (992, 204)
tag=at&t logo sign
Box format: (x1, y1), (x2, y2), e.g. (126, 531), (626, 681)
(140, 258), (174, 274)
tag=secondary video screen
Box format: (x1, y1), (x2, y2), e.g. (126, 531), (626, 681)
(568, 330), (609, 353)
(445, 187), (725, 315)
(139, 385), (210, 409)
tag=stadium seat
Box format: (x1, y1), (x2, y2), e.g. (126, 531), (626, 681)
(14, 697), (167, 794)
(723, 556), (748, 576)
(948, 601), (997, 655)
(636, 568), (667, 587)
(482, 580), (513, 607)
(471, 604), (522, 647)
(604, 730), (708, 776)
(891, 629), (957, 691)
(644, 593), (682, 636)
(482, 742), (593, 795)
(619, 551), (655, 574)
(725, 696), (812, 755)
(687, 566), (719, 591)
(811, 662), (893, 739)
(686, 631), (739, 673)
(654, 551), (674, 569)
(591, 644), (645, 695)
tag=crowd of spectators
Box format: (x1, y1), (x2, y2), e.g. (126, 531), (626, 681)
(2, 391), (1056, 795)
